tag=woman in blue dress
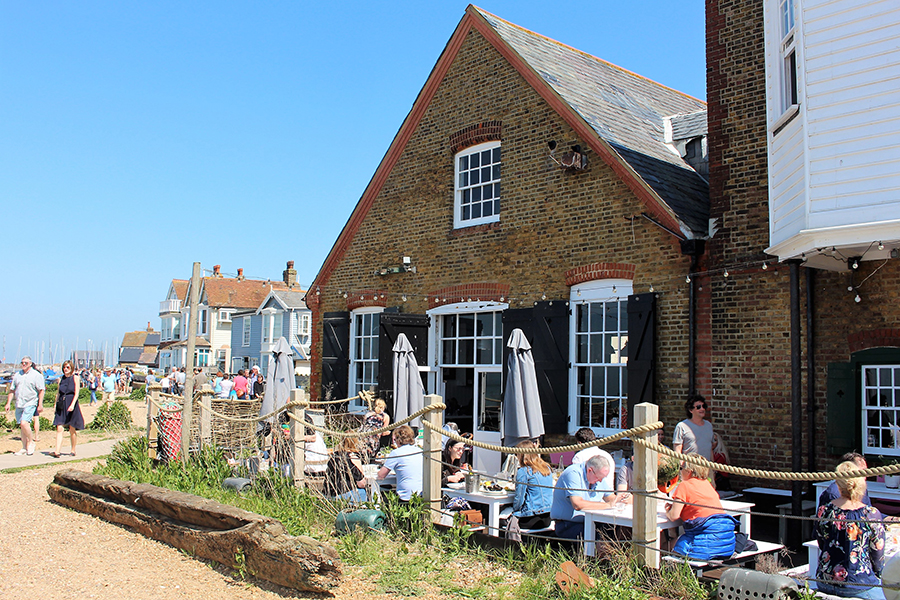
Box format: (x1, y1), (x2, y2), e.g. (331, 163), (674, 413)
(816, 460), (886, 599)
(52, 360), (85, 457)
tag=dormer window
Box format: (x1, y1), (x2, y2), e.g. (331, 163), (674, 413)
(454, 141), (501, 229)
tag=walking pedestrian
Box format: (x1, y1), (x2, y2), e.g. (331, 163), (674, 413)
(3, 356), (45, 456)
(101, 367), (117, 404)
(52, 360), (85, 457)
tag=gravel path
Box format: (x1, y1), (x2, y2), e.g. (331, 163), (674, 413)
(0, 461), (394, 600)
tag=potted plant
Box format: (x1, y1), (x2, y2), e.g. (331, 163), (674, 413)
(657, 454), (680, 494)
(881, 456), (900, 489)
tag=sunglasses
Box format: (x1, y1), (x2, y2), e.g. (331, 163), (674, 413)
(692, 404), (707, 410)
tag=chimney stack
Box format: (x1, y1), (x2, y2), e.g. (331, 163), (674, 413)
(237, 268), (244, 281)
(283, 260), (297, 288)
(147, 321), (151, 331)
(213, 265), (221, 277)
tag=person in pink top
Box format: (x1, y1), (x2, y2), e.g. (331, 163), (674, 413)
(233, 369), (249, 399)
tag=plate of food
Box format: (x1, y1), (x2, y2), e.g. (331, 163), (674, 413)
(446, 481), (465, 490)
(480, 481), (509, 495)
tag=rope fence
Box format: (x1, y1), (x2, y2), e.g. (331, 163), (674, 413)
(141, 388), (900, 579)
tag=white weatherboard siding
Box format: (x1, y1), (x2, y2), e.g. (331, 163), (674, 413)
(769, 116), (807, 243)
(765, 0), (900, 260)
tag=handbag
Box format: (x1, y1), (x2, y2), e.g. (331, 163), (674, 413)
(457, 509), (483, 527)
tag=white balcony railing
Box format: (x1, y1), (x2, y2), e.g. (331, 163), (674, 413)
(159, 299), (182, 315)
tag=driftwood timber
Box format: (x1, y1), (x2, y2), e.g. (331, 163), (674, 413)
(47, 469), (341, 592)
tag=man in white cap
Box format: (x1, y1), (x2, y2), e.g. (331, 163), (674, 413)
(3, 356), (44, 455)
(101, 367), (117, 404)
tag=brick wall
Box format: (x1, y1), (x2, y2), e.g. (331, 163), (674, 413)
(311, 29), (696, 422)
(706, 0), (900, 475)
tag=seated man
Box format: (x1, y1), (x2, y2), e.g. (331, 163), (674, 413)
(377, 425), (423, 502)
(570, 427), (616, 493)
(818, 452), (871, 508)
(550, 454), (616, 539)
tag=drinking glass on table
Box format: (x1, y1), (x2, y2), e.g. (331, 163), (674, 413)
(614, 493), (629, 514)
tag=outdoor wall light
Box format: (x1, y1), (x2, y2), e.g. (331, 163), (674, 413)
(376, 257), (417, 276)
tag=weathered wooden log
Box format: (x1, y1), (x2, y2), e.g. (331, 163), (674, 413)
(47, 469), (341, 592)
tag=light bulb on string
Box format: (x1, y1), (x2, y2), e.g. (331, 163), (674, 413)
(879, 242), (885, 251)
(848, 286), (854, 292)
(612, 285), (617, 294)
(541, 293), (547, 301)
(685, 275), (691, 283)
(343, 293), (348, 299)
(724, 269), (729, 278)
(762, 263), (768, 270)
(649, 284), (654, 293)
(855, 294), (862, 303)
(401, 295), (407, 302)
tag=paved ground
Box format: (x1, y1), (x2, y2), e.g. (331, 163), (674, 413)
(0, 437), (122, 471)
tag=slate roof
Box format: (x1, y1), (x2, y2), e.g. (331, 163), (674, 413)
(138, 351), (158, 366)
(669, 110), (708, 140)
(476, 7), (709, 236)
(201, 278), (289, 310)
(119, 347), (143, 363)
(144, 332), (161, 346)
(121, 331), (148, 348)
(270, 290), (308, 310)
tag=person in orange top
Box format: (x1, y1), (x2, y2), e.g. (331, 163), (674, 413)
(665, 454), (737, 560)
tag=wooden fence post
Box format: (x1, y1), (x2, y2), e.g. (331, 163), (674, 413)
(422, 394), (443, 524)
(198, 385), (213, 448)
(290, 389), (307, 489)
(147, 384), (161, 459)
(633, 402), (660, 569)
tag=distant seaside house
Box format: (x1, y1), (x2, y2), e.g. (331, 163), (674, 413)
(159, 262), (302, 372)
(230, 286), (311, 380)
(117, 324), (160, 368)
(157, 279), (188, 372)
(307, 6), (710, 471)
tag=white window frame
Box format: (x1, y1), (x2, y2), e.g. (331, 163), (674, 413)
(218, 309), (233, 324)
(195, 348), (210, 367)
(199, 308), (208, 336)
(272, 313), (283, 342)
(454, 141), (501, 229)
(778, 0), (798, 115)
(862, 364), (900, 457)
(215, 349), (227, 372)
(242, 317), (251, 346)
(348, 307), (383, 409)
(568, 279), (632, 436)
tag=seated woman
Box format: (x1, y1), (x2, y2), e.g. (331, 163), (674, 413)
(816, 461), (886, 599)
(323, 437), (367, 503)
(665, 455), (737, 560)
(441, 439), (469, 486)
(511, 440), (553, 530)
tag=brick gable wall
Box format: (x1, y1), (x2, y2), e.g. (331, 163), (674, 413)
(311, 29), (696, 421)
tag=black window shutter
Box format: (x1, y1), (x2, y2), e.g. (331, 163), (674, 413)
(378, 312), (430, 416)
(321, 311), (350, 402)
(626, 293), (655, 428)
(503, 301), (570, 436)
(826, 361), (858, 456)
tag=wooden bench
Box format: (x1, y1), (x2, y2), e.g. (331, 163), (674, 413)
(663, 540), (785, 575)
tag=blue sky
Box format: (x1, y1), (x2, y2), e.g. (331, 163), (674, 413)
(1, 1), (705, 365)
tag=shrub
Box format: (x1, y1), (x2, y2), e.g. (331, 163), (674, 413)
(88, 400), (133, 431)
(129, 386), (146, 401)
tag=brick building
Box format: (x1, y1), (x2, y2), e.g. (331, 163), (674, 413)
(705, 0), (900, 475)
(308, 6), (712, 471)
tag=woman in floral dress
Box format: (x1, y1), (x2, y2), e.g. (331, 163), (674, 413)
(816, 460), (886, 599)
